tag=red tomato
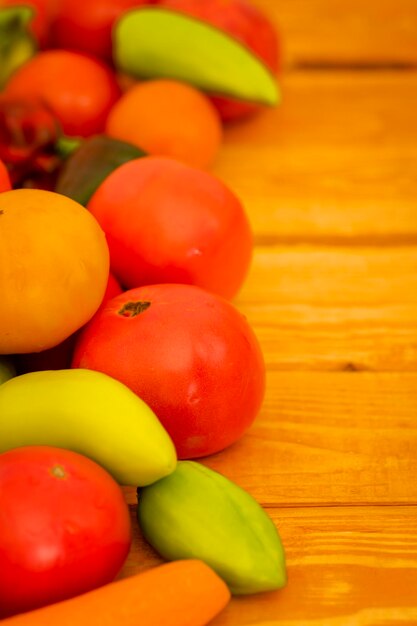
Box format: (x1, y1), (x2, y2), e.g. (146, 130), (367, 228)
(103, 271), (123, 301)
(72, 283), (265, 459)
(156, 0), (280, 121)
(50, 0), (153, 62)
(0, 446), (131, 618)
(0, 159), (11, 191)
(5, 50), (121, 137)
(87, 156), (253, 299)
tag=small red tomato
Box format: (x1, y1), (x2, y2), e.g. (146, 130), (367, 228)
(72, 283), (265, 459)
(0, 446), (131, 618)
(5, 50), (121, 137)
(156, 0), (280, 121)
(50, 0), (153, 62)
(103, 271), (123, 301)
(0, 159), (11, 191)
(87, 156), (253, 299)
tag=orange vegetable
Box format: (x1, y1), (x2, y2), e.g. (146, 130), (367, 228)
(0, 188), (109, 354)
(2, 560), (231, 626)
(106, 79), (223, 169)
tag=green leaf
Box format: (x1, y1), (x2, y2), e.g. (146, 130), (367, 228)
(55, 135), (146, 206)
(55, 135), (83, 160)
(0, 356), (15, 385)
(114, 7), (279, 106)
(0, 7), (37, 88)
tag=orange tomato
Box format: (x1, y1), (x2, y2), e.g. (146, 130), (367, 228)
(0, 189), (109, 354)
(106, 79), (222, 169)
(5, 50), (121, 137)
(0, 160), (11, 192)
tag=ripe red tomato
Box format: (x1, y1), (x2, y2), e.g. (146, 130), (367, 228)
(50, 0), (153, 62)
(5, 50), (121, 137)
(72, 283), (265, 459)
(0, 446), (131, 617)
(0, 159), (11, 191)
(87, 156), (253, 299)
(156, 0), (280, 121)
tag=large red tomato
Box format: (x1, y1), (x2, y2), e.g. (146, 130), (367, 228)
(156, 0), (280, 121)
(0, 446), (131, 618)
(72, 283), (265, 459)
(87, 156), (253, 299)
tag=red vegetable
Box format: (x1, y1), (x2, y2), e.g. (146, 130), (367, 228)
(0, 96), (61, 189)
(5, 50), (121, 137)
(87, 156), (253, 299)
(72, 283), (266, 459)
(0, 446), (131, 618)
(0, 159), (11, 191)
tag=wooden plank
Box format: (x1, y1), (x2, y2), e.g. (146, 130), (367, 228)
(123, 371), (417, 508)
(120, 505), (417, 624)
(204, 371), (417, 506)
(255, 0), (417, 67)
(234, 246), (417, 371)
(214, 72), (417, 243)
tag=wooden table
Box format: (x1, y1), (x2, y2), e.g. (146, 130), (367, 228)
(121, 2), (417, 623)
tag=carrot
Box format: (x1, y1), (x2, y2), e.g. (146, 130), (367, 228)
(2, 560), (231, 626)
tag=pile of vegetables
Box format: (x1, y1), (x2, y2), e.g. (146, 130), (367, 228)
(0, 0), (286, 623)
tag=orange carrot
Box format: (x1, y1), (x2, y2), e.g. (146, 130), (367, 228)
(2, 560), (231, 626)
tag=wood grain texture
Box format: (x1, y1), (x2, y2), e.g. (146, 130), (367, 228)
(235, 246), (417, 371)
(254, 0), (417, 67)
(214, 71), (417, 244)
(120, 505), (417, 625)
(204, 371), (417, 506)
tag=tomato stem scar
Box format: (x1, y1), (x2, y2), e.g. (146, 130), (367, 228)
(118, 301), (151, 317)
(50, 465), (67, 479)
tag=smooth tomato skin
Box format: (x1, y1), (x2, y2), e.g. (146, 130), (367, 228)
(156, 0), (280, 121)
(0, 160), (11, 192)
(87, 156), (253, 299)
(72, 284), (265, 459)
(5, 50), (121, 137)
(50, 0), (152, 62)
(0, 446), (131, 618)
(14, 273), (122, 374)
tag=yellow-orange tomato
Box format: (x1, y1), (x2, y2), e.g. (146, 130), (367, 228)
(0, 189), (109, 354)
(106, 79), (223, 169)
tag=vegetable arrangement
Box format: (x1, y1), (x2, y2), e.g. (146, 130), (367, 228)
(0, 0), (286, 623)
